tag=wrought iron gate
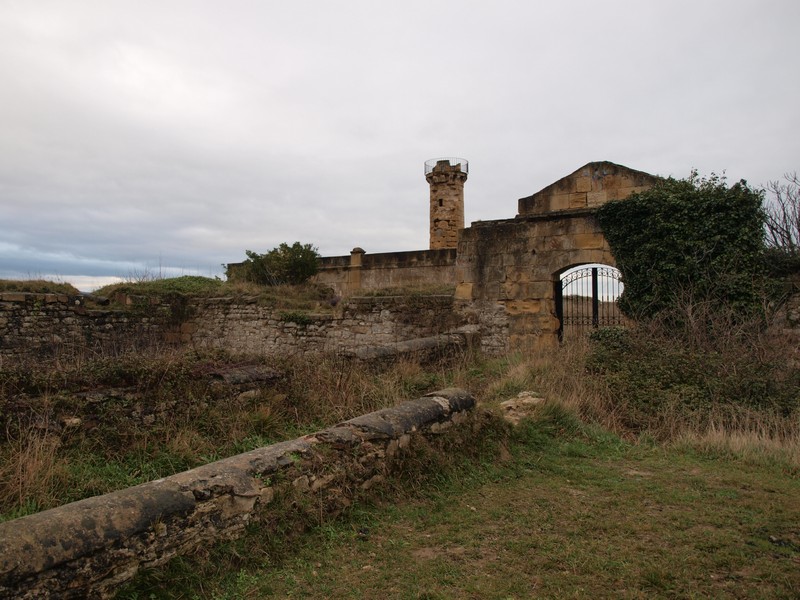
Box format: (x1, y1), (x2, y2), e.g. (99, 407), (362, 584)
(555, 265), (624, 340)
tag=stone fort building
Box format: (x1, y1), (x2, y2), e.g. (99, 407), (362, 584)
(314, 159), (659, 349)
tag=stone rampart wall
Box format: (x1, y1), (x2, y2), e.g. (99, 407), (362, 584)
(0, 389), (477, 599)
(456, 211), (616, 349)
(315, 248), (457, 296)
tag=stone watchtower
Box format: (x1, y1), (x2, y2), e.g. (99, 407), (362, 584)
(425, 158), (468, 250)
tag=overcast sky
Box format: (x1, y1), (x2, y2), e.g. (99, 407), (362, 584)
(1, 1), (798, 290)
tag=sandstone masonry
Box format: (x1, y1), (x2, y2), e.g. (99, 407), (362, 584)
(1, 292), (509, 360)
(313, 160), (660, 349)
(426, 158), (468, 250)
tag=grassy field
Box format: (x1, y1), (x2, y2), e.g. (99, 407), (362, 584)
(119, 405), (800, 599)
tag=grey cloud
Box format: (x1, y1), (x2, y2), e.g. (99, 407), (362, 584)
(1, 1), (799, 290)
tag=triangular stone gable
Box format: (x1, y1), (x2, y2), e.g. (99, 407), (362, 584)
(517, 161), (660, 216)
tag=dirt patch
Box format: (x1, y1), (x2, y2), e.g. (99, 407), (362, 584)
(499, 391), (545, 425)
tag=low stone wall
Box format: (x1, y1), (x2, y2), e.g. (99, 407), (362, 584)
(0, 389), (476, 599)
(188, 294), (469, 355)
(0, 293), (166, 361)
(1, 293), (489, 362)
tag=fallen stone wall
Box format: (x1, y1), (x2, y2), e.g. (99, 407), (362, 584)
(0, 389), (476, 599)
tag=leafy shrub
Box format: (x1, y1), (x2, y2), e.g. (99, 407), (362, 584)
(230, 242), (320, 285)
(586, 321), (799, 434)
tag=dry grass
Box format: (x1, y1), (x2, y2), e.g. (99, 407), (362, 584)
(472, 341), (626, 433)
(0, 348), (467, 519)
(3, 321), (799, 521)
(0, 420), (67, 518)
(457, 334), (799, 473)
(674, 420), (800, 472)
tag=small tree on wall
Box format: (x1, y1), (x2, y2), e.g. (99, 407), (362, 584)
(764, 172), (800, 254)
(762, 172), (800, 278)
(229, 242), (320, 285)
(596, 171), (766, 320)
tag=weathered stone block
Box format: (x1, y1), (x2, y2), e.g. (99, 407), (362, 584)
(572, 233), (606, 250)
(454, 283), (473, 300)
(1, 293), (27, 303)
(502, 299), (541, 315)
(549, 193), (571, 212)
(586, 191), (607, 206)
(568, 192), (588, 208)
(575, 176), (592, 193)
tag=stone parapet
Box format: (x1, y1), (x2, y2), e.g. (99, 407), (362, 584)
(314, 248), (458, 297)
(517, 161), (659, 216)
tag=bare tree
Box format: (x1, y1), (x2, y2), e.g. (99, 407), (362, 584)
(764, 172), (800, 254)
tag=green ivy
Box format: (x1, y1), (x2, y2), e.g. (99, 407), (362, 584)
(279, 311), (313, 326)
(597, 172), (766, 319)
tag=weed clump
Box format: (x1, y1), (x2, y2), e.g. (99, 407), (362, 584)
(585, 311), (799, 440)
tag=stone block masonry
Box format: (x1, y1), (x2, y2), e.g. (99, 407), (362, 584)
(315, 161), (657, 349)
(188, 294), (472, 355)
(1, 291), (511, 361)
(517, 161), (659, 216)
(426, 159), (468, 250)
(314, 247), (458, 297)
(0, 293), (166, 361)
(0, 389), (476, 599)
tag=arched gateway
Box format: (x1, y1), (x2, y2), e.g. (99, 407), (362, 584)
(454, 161), (657, 349)
(314, 160), (659, 352)
(555, 264), (624, 341)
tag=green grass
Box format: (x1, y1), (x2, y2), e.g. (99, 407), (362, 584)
(94, 275), (225, 297)
(93, 276), (339, 311)
(0, 279), (80, 295)
(117, 407), (800, 599)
